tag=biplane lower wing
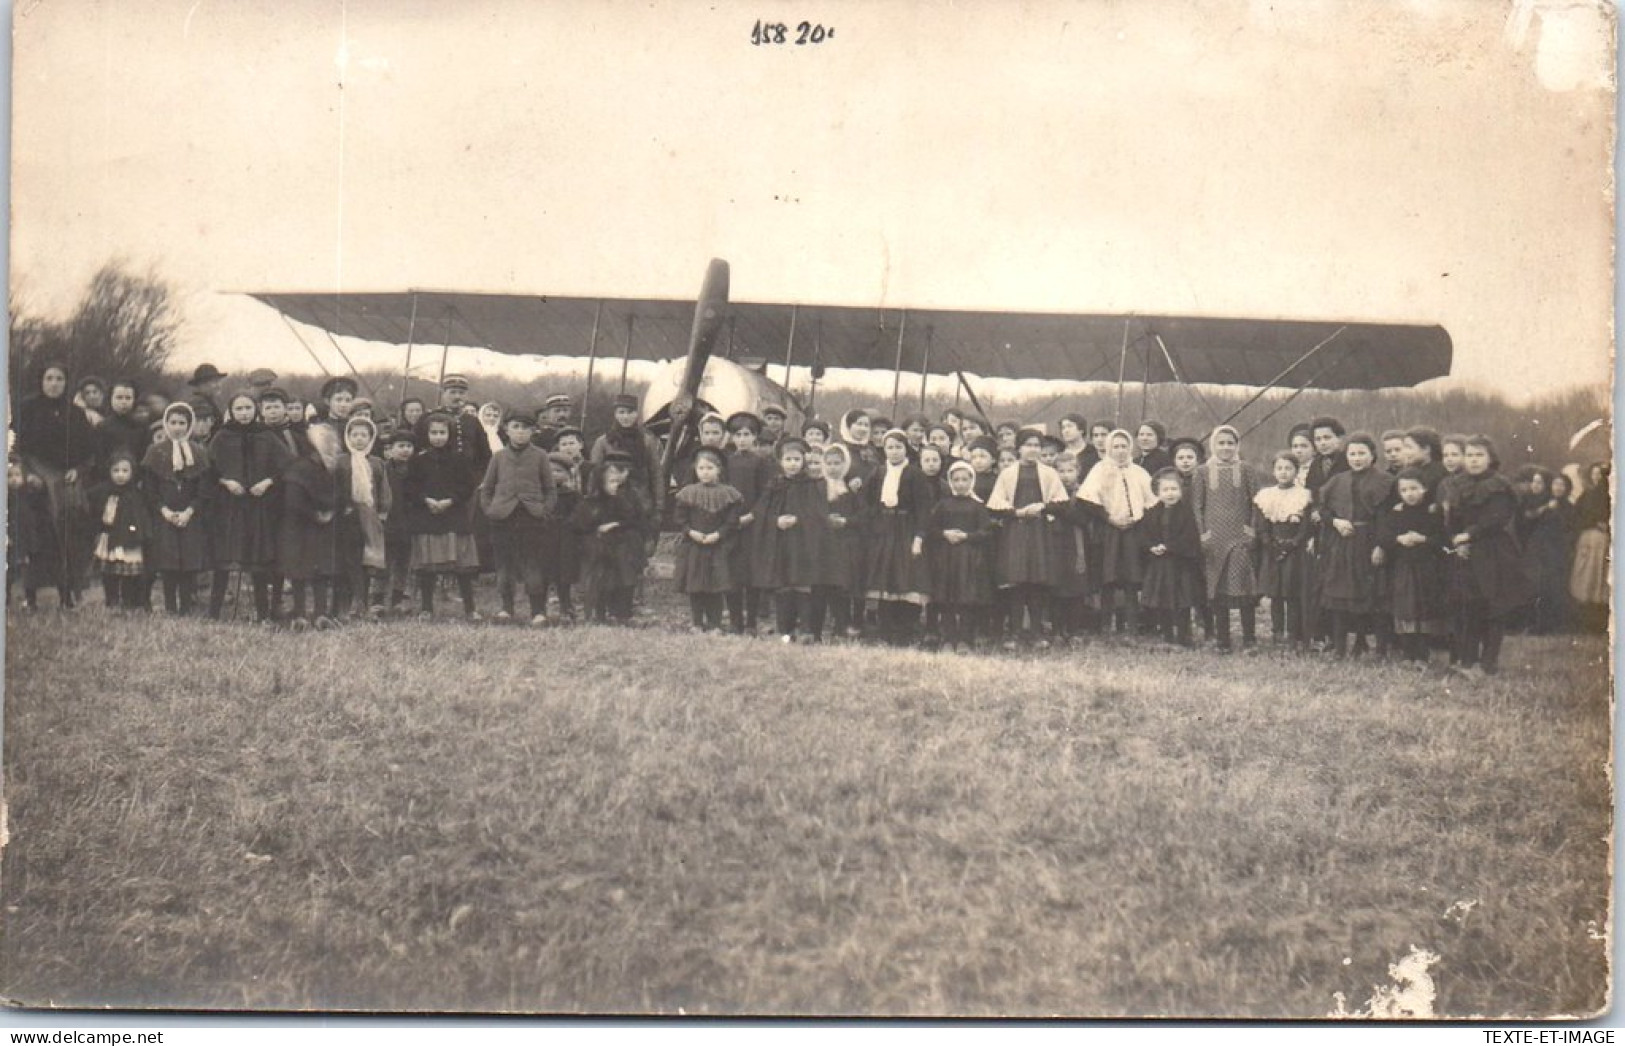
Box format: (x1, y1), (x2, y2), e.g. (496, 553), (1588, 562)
(246, 290), (1452, 391)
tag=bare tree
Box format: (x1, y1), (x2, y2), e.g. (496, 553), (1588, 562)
(9, 260), (181, 405)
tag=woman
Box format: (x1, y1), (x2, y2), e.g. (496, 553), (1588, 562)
(1192, 425), (1264, 650)
(13, 363), (99, 603)
(1569, 461), (1610, 634)
(1445, 436), (1533, 675)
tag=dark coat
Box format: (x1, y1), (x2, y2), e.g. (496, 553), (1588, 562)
(15, 393), (97, 473)
(1445, 472), (1533, 617)
(404, 446), (477, 536)
(141, 440), (213, 572)
(278, 454), (339, 580)
(1375, 499), (1447, 624)
(571, 486), (649, 592)
(752, 472), (836, 590)
(209, 422), (294, 570)
(671, 483), (744, 594)
(1139, 500), (1204, 610)
(927, 494), (994, 605)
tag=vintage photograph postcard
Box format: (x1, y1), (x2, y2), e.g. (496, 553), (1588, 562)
(2, 0), (1614, 1018)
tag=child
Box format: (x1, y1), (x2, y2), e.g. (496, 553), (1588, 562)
(928, 461), (995, 651)
(97, 380), (149, 483)
(997, 447), (1020, 474)
(1038, 435), (1064, 470)
(1140, 469), (1203, 647)
(1318, 433), (1395, 658)
(86, 451), (150, 610)
(926, 423), (956, 465)
(335, 416), (392, 619)
(479, 411), (557, 624)
(816, 443), (866, 639)
(862, 429), (934, 645)
(1380, 429), (1408, 475)
(1078, 429), (1155, 633)
(141, 403), (213, 616)
(1252, 452), (1312, 645)
(803, 419), (831, 451)
(726, 411), (775, 634)
(987, 427), (1070, 648)
(1399, 426), (1448, 503)
(278, 423), (340, 630)
(7, 458), (59, 609)
(208, 392), (293, 621)
(571, 449), (649, 624)
(965, 437), (1000, 504)
(1192, 425), (1264, 651)
(1374, 468), (1448, 662)
(541, 453), (582, 621)
(382, 431), (417, 613)
(1049, 451), (1093, 641)
(1445, 436), (1533, 676)
(753, 438), (835, 642)
(672, 447), (743, 633)
(1520, 467), (1574, 634)
(1435, 434), (1470, 517)
(398, 397), (427, 433)
(406, 412), (482, 620)
(671, 412), (730, 489)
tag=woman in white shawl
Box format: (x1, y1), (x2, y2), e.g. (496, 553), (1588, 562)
(1078, 429), (1156, 632)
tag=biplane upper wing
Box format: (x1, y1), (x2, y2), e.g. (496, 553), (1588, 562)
(247, 290), (1452, 390)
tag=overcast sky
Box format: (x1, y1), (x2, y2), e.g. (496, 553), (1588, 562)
(10, 0), (1616, 399)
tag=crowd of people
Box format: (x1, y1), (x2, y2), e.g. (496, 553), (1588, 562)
(6, 360), (1612, 678)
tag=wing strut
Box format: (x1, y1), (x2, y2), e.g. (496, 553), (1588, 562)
(618, 314), (635, 393)
(1239, 342), (1353, 441)
(955, 369), (991, 425)
(918, 325), (934, 412)
(1220, 326), (1347, 428)
(1113, 318), (1132, 428)
(398, 292), (420, 416)
(581, 300), (604, 427)
(782, 304), (799, 389)
(1153, 333), (1220, 430)
(319, 326), (376, 399)
(271, 303), (334, 377)
(889, 309), (909, 418)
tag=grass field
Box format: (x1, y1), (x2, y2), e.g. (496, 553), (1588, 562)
(0, 600), (1611, 1017)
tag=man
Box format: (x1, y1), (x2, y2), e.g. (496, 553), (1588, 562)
(246, 368), (278, 393)
(759, 403), (788, 454)
(187, 363), (228, 420)
(535, 393), (573, 451)
(415, 373), (491, 476)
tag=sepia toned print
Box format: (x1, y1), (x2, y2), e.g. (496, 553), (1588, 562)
(2, 0), (1613, 1018)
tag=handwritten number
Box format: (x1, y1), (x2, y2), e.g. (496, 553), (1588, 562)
(796, 21), (810, 44)
(751, 20), (832, 45)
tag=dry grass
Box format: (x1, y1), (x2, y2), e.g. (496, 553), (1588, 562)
(0, 604), (1610, 1017)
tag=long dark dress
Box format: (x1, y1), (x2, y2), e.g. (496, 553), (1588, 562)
(1317, 467), (1394, 614)
(209, 420), (294, 571)
(1521, 495), (1575, 631)
(862, 462), (933, 603)
(824, 484), (867, 596)
(992, 463), (1063, 587)
(405, 445), (480, 571)
(1446, 472), (1533, 618)
(727, 450), (776, 589)
(571, 487), (650, 596)
(672, 482), (744, 594)
(1375, 500), (1448, 632)
(278, 454), (339, 581)
(1139, 500), (1203, 610)
(1253, 486), (1312, 600)
(753, 472), (835, 590)
(14, 392), (98, 584)
(141, 440), (214, 572)
(1048, 497), (1092, 599)
(928, 494), (995, 606)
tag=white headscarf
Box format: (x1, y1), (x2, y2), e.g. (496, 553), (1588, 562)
(162, 403), (196, 473)
(346, 417), (377, 508)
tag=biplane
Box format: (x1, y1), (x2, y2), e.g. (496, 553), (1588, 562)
(245, 257), (1452, 491)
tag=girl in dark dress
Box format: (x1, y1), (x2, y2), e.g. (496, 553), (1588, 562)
(542, 453), (582, 621)
(929, 461), (996, 651)
(1318, 433), (1395, 658)
(96, 380), (150, 484)
(1078, 429), (1156, 633)
(726, 412), (776, 634)
(207, 392), (293, 621)
(7, 458), (59, 609)
(862, 429), (934, 645)
(86, 451), (151, 610)
(278, 423), (341, 629)
(672, 447), (744, 633)
(406, 413), (482, 619)
(14, 363), (98, 603)
(816, 443), (867, 639)
(987, 427), (1070, 647)
(754, 438), (836, 642)
(1445, 436), (1534, 676)
(1374, 468), (1449, 662)
(1049, 452), (1094, 643)
(1252, 453), (1312, 645)
(1140, 469), (1204, 647)
(571, 450), (650, 624)
(141, 403), (214, 616)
